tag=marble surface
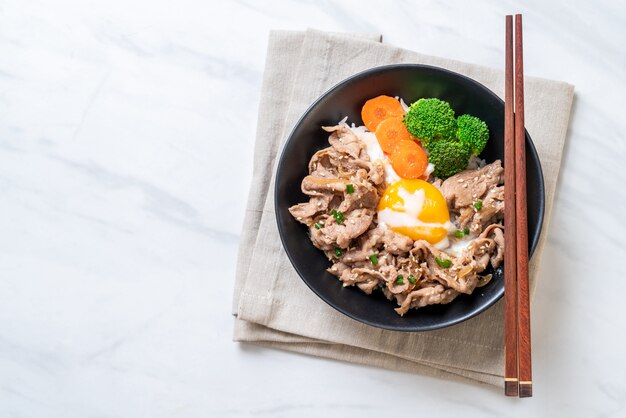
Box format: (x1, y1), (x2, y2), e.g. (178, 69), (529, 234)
(1, 0), (625, 416)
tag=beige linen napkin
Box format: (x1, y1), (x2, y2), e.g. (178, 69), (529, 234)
(233, 29), (574, 387)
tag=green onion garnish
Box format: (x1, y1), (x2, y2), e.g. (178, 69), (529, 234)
(330, 209), (344, 224)
(334, 247), (342, 257)
(346, 184), (354, 194)
(435, 257), (452, 268)
(314, 222), (322, 229)
(463, 227), (470, 235)
(395, 275), (404, 285)
(369, 254), (378, 266)
(455, 230), (464, 238)
(408, 274), (416, 284)
(473, 200), (483, 211)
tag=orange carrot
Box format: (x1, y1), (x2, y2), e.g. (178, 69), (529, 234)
(361, 95), (404, 132)
(375, 116), (413, 154)
(389, 140), (428, 179)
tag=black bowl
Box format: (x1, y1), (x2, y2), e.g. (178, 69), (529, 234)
(275, 64), (544, 332)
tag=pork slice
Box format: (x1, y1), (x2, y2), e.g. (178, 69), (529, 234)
(327, 262), (350, 278)
(387, 275), (410, 294)
(339, 228), (383, 263)
(322, 125), (366, 160)
(381, 229), (414, 254)
(473, 249), (493, 270)
(309, 134), (369, 179)
(301, 175), (349, 196)
(339, 227), (413, 264)
(341, 247), (371, 263)
(357, 280), (380, 294)
(288, 194), (333, 222)
(312, 208), (373, 249)
(328, 152), (372, 175)
(456, 207), (475, 230)
(457, 185), (504, 233)
(394, 285), (459, 316)
(451, 223), (504, 283)
(440, 160), (504, 209)
(332, 264), (385, 294)
(411, 240), (479, 294)
(480, 223), (504, 267)
(338, 170), (379, 213)
(369, 161), (385, 186)
(308, 148), (338, 178)
(471, 185), (504, 232)
(322, 125), (385, 185)
(490, 226), (504, 267)
(351, 267), (387, 282)
(357, 228), (385, 252)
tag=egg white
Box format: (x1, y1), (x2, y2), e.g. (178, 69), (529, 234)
(445, 235), (474, 256)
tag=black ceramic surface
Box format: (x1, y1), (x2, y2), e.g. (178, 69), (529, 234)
(275, 64), (544, 332)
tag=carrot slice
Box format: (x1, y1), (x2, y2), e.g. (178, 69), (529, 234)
(375, 116), (413, 154)
(361, 95), (404, 132)
(389, 140), (428, 179)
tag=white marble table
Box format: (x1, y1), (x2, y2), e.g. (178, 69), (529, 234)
(1, 0), (625, 416)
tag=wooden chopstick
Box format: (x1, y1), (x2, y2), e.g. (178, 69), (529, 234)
(503, 14), (519, 397)
(503, 13), (533, 397)
(514, 13), (532, 398)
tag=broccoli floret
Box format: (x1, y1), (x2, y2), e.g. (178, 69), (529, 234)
(403, 98), (457, 147)
(427, 140), (471, 179)
(456, 114), (489, 155)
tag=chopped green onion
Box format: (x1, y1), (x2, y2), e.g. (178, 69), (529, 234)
(334, 247), (342, 257)
(473, 200), (483, 211)
(346, 184), (355, 194)
(408, 274), (416, 284)
(395, 275), (404, 285)
(435, 257), (452, 268)
(314, 222), (322, 229)
(463, 227), (470, 235)
(454, 230), (464, 238)
(369, 254), (378, 266)
(330, 209), (344, 224)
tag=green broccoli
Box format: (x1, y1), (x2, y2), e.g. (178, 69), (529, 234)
(456, 114), (489, 155)
(403, 98), (457, 147)
(427, 140), (471, 179)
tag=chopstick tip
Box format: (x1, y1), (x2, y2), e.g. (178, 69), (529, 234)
(519, 381), (533, 398)
(504, 379), (519, 396)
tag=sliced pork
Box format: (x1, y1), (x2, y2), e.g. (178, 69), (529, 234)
(290, 125), (506, 315)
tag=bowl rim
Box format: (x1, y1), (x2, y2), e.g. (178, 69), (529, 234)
(274, 63), (545, 331)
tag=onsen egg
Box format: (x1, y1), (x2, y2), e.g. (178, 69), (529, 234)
(377, 179), (452, 245)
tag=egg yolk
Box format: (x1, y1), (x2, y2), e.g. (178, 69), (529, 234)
(377, 179), (450, 244)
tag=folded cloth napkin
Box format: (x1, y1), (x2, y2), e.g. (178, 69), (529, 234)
(232, 29), (574, 387)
